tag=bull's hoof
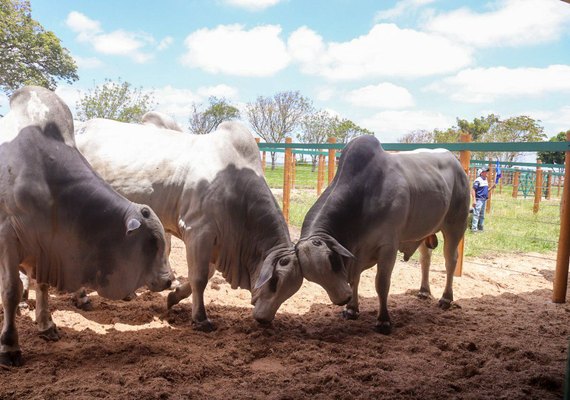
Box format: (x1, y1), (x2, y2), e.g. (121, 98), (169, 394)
(438, 298), (452, 310)
(374, 321), (392, 335)
(122, 292), (137, 302)
(417, 290), (432, 300)
(342, 309), (359, 320)
(166, 292), (181, 309)
(0, 350), (23, 367)
(73, 295), (93, 311)
(39, 325), (60, 342)
(192, 319), (216, 332)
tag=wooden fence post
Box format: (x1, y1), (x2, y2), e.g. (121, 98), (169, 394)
(317, 154), (325, 195)
(455, 133), (471, 277)
(533, 160), (543, 214)
(553, 131), (570, 303)
(283, 137), (292, 224)
(512, 171), (520, 198)
(328, 137), (337, 184)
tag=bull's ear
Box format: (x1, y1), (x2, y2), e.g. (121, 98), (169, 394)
(255, 258), (275, 289)
(126, 218), (141, 235)
(325, 236), (355, 259)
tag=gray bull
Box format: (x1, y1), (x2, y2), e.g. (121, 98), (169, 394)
(0, 86), (172, 366)
(296, 135), (469, 334)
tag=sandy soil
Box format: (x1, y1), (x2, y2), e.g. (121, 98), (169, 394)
(1, 235), (569, 400)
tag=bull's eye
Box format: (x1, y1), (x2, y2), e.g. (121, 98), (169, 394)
(141, 207), (151, 218)
(312, 239), (322, 246)
(279, 257), (289, 266)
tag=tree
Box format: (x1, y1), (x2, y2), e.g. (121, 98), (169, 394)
(0, 0), (78, 94)
(298, 110), (336, 171)
(188, 97), (240, 135)
(399, 129), (434, 143)
(457, 114), (500, 142)
(538, 131), (568, 166)
(330, 117), (373, 143)
(76, 78), (156, 123)
(246, 91), (312, 169)
(488, 115), (546, 162)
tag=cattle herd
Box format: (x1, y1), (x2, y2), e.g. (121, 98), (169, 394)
(0, 86), (469, 366)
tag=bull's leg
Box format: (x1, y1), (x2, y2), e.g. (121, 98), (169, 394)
(35, 283), (59, 341)
(18, 270), (30, 310)
(72, 288), (93, 310)
(342, 273), (361, 320)
(0, 228), (23, 366)
(438, 230), (461, 310)
(375, 248), (397, 335)
(418, 242), (433, 299)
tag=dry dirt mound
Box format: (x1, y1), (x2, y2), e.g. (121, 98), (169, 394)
(1, 239), (568, 399)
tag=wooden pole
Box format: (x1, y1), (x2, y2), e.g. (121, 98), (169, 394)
(283, 137), (292, 223)
(328, 137), (337, 184)
(317, 154), (325, 195)
(512, 171), (520, 198)
(533, 160), (543, 214)
(455, 133), (471, 277)
(553, 131), (570, 303)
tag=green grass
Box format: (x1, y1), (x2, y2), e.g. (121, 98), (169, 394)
(265, 168), (562, 258)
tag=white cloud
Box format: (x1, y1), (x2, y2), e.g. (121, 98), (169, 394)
(528, 106), (570, 135)
(315, 87), (335, 101)
(152, 84), (240, 123)
(426, 65), (570, 103)
(73, 55), (103, 69)
(223, 0), (282, 11)
(66, 11), (161, 63)
(196, 84), (239, 99)
(361, 110), (454, 142)
(375, 0), (437, 21)
(66, 11), (101, 36)
(288, 24), (472, 80)
(424, 0), (570, 48)
(158, 37), (173, 51)
(181, 24), (290, 77)
(346, 83), (414, 109)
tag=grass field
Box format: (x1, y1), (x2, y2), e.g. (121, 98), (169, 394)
(263, 164), (562, 258)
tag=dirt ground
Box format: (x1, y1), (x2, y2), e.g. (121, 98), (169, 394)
(1, 234), (569, 400)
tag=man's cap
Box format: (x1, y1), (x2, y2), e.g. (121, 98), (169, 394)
(482, 167), (489, 172)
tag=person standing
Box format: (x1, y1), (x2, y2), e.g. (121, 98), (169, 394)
(471, 168), (496, 232)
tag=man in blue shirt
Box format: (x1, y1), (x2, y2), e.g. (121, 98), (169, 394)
(471, 168), (496, 232)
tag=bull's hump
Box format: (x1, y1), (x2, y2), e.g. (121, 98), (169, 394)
(9, 86), (75, 147)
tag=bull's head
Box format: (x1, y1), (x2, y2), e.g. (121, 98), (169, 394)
(251, 247), (303, 324)
(294, 234), (354, 306)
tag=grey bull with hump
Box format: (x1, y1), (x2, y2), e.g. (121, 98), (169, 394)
(295, 135), (470, 334)
(76, 119), (302, 330)
(0, 86), (172, 366)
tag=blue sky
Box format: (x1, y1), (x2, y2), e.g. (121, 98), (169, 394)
(2, 0), (570, 142)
